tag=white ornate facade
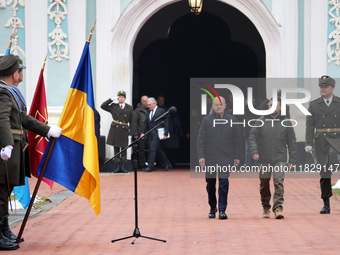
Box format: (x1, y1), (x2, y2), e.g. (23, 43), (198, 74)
(47, 0), (69, 62)
(0, 0), (338, 157)
(328, 0), (340, 65)
(4, 0), (25, 57)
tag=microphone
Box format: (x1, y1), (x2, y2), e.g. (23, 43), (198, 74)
(154, 106), (177, 122)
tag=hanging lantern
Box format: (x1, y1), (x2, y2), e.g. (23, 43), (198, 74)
(188, 0), (203, 15)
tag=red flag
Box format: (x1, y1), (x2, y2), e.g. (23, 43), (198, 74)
(28, 68), (53, 189)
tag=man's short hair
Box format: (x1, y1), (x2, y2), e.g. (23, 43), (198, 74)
(147, 97), (157, 104)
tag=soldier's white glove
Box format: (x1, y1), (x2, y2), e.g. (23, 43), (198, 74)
(111, 96), (118, 101)
(1, 145), (13, 161)
(305, 146), (312, 153)
(48, 126), (62, 138)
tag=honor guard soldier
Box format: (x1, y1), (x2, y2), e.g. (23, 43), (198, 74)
(0, 54), (62, 250)
(305, 75), (340, 214)
(101, 90), (133, 172)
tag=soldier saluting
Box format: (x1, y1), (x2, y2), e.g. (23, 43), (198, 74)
(305, 75), (340, 214)
(101, 90), (133, 173)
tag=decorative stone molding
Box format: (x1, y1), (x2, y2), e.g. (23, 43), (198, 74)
(4, 0), (25, 56)
(47, 0), (69, 62)
(0, 0), (6, 8)
(10, 35), (25, 56)
(328, 0), (340, 65)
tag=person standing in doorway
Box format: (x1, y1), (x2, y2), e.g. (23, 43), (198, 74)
(131, 95), (149, 168)
(141, 97), (171, 172)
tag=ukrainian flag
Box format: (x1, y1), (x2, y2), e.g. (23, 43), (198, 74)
(37, 42), (100, 215)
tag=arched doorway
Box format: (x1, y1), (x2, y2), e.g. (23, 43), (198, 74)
(132, 1), (266, 167)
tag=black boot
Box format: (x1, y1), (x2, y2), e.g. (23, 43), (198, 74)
(113, 162), (121, 173)
(0, 228), (19, 250)
(121, 161), (128, 173)
(320, 197), (330, 214)
(208, 208), (217, 218)
(1, 217), (24, 243)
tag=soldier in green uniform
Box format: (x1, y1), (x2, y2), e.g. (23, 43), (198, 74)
(305, 75), (340, 214)
(101, 90), (133, 172)
(0, 54), (62, 250)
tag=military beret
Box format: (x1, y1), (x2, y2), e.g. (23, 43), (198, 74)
(0, 54), (19, 76)
(15, 55), (26, 69)
(319, 75), (335, 87)
(117, 90), (126, 97)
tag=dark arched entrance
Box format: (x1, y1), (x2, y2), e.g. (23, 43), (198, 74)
(133, 1), (266, 167)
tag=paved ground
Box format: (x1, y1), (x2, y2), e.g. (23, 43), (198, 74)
(7, 169), (340, 254)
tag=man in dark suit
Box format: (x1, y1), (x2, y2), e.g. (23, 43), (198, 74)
(305, 75), (340, 214)
(101, 90), (133, 172)
(141, 97), (171, 172)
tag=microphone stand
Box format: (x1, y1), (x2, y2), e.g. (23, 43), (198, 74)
(106, 120), (167, 244)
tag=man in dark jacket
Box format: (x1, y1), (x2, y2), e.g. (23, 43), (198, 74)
(249, 98), (296, 219)
(101, 90), (133, 172)
(197, 96), (241, 220)
(305, 75), (340, 214)
(131, 95), (148, 168)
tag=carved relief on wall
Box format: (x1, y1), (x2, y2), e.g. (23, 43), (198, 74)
(47, 0), (69, 62)
(4, 0), (25, 57)
(328, 0), (340, 65)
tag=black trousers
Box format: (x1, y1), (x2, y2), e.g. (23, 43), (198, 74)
(147, 132), (170, 167)
(135, 138), (147, 166)
(0, 184), (11, 225)
(320, 147), (340, 199)
(114, 146), (127, 162)
(206, 170), (229, 212)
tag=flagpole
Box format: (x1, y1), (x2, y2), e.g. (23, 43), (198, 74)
(42, 54), (48, 69)
(7, 26), (17, 53)
(16, 54), (50, 243)
(16, 138), (56, 243)
(87, 20), (96, 42)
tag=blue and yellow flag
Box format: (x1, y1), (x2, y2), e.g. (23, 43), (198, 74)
(37, 42), (100, 215)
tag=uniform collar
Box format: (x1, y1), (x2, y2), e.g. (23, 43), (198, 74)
(323, 95), (333, 106)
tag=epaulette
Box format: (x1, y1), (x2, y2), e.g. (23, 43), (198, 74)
(309, 98), (318, 103)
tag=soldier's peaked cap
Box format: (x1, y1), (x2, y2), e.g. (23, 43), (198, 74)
(319, 75), (335, 87)
(0, 54), (19, 76)
(117, 90), (126, 97)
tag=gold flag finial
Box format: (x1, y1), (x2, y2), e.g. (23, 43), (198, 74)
(42, 54), (48, 70)
(7, 26), (17, 51)
(87, 20), (96, 42)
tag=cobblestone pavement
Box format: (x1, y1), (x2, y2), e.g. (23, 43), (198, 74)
(8, 170), (340, 255)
